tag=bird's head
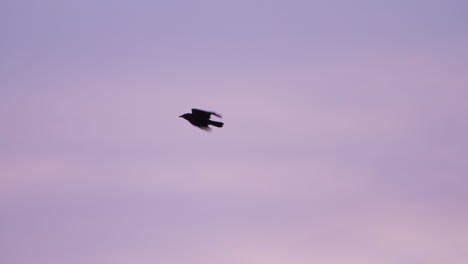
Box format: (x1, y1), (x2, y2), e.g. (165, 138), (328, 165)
(179, 113), (190, 119)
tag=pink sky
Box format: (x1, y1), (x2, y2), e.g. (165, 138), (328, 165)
(1, 1), (468, 263)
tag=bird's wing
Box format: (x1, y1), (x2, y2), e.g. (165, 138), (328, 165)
(191, 108), (222, 118)
(199, 125), (212, 131)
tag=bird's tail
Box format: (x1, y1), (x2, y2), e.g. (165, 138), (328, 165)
(209, 121), (224, 127)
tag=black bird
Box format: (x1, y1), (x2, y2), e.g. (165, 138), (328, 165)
(179, 108), (224, 131)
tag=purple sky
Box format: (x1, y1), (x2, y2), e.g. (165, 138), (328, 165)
(1, 1), (468, 263)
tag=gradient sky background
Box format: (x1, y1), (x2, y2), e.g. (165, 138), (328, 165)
(1, 1), (468, 263)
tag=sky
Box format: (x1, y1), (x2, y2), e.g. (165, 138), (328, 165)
(1, 0), (468, 263)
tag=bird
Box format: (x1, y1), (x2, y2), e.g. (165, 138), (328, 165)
(179, 108), (224, 131)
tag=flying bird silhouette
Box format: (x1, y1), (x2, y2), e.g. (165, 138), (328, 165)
(179, 108), (224, 131)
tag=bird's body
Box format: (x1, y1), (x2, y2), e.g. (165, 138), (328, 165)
(179, 108), (224, 131)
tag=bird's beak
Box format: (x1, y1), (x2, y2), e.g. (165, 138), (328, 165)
(179, 115), (183, 118)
